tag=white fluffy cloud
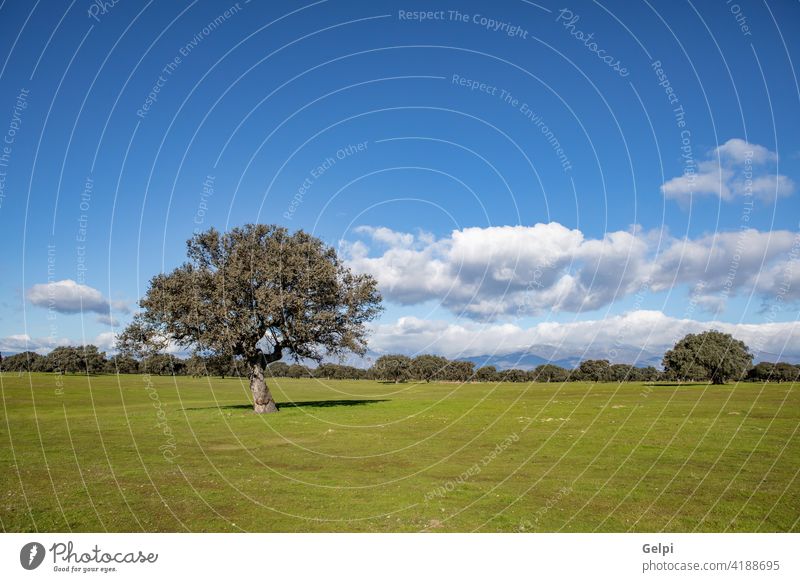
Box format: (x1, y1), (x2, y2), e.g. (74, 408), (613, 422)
(369, 312), (800, 364)
(661, 138), (794, 202)
(0, 334), (64, 354)
(648, 229), (799, 296)
(343, 223), (800, 319)
(26, 279), (129, 315)
(354, 225), (417, 248)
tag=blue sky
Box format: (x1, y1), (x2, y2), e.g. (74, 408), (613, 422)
(1, 0), (799, 365)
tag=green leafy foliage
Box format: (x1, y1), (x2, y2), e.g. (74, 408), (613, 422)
(663, 330), (753, 384)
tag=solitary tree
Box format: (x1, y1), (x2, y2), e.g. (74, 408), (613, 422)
(118, 225), (382, 413)
(662, 330), (752, 385)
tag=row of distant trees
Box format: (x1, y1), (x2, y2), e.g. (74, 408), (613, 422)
(2, 344), (798, 384)
(369, 353), (798, 383)
(0, 348), (240, 378)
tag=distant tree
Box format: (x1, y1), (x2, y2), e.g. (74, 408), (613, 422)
(444, 360), (475, 382)
(185, 355), (207, 377)
(373, 354), (413, 383)
(501, 368), (528, 382)
(106, 354), (139, 374)
(46, 346), (84, 374)
(475, 365), (498, 382)
(0, 351), (46, 372)
(637, 366), (661, 382)
(412, 354), (449, 382)
(286, 364), (312, 379)
(772, 362), (800, 383)
(142, 353), (185, 376)
(607, 363), (636, 382)
(747, 362), (774, 382)
(567, 368), (584, 382)
(663, 330), (752, 385)
(578, 359), (611, 382)
(531, 364), (569, 382)
(661, 360), (707, 382)
(80, 345), (107, 374)
(229, 356), (248, 377)
(47, 344), (107, 374)
(265, 362), (289, 378)
(117, 224), (382, 413)
(314, 363), (339, 379)
(326, 364), (362, 380)
(748, 362), (800, 383)
(316, 363), (361, 379)
(205, 353), (234, 378)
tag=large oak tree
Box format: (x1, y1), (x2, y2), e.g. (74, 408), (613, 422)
(118, 225), (382, 413)
(662, 330), (752, 384)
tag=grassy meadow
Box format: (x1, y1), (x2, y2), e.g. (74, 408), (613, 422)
(1, 372), (798, 532)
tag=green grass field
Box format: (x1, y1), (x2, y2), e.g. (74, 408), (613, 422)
(1, 373), (797, 532)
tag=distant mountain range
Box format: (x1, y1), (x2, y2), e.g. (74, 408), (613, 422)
(459, 344), (665, 371)
(459, 352), (576, 371)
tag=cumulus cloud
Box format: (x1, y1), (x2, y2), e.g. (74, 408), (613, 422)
(661, 138), (794, 202)
(648, 229), (800, 301)
(343, 223), (800, 319)
(93, 332), (118, 351)
(343, 222), (650, 318)
(0, 334), (67, 354)
(354, 226), (417, 248)
(26, 279), (129, 315)
(716, 138), (775, 164)
(369, 312), (800, 364)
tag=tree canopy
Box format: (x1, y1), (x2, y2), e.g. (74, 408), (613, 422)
(662, 330), (752, 384)
(374, 354), (413, 383)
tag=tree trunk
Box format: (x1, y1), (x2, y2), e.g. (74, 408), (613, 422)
(250, 362), (278, 413)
